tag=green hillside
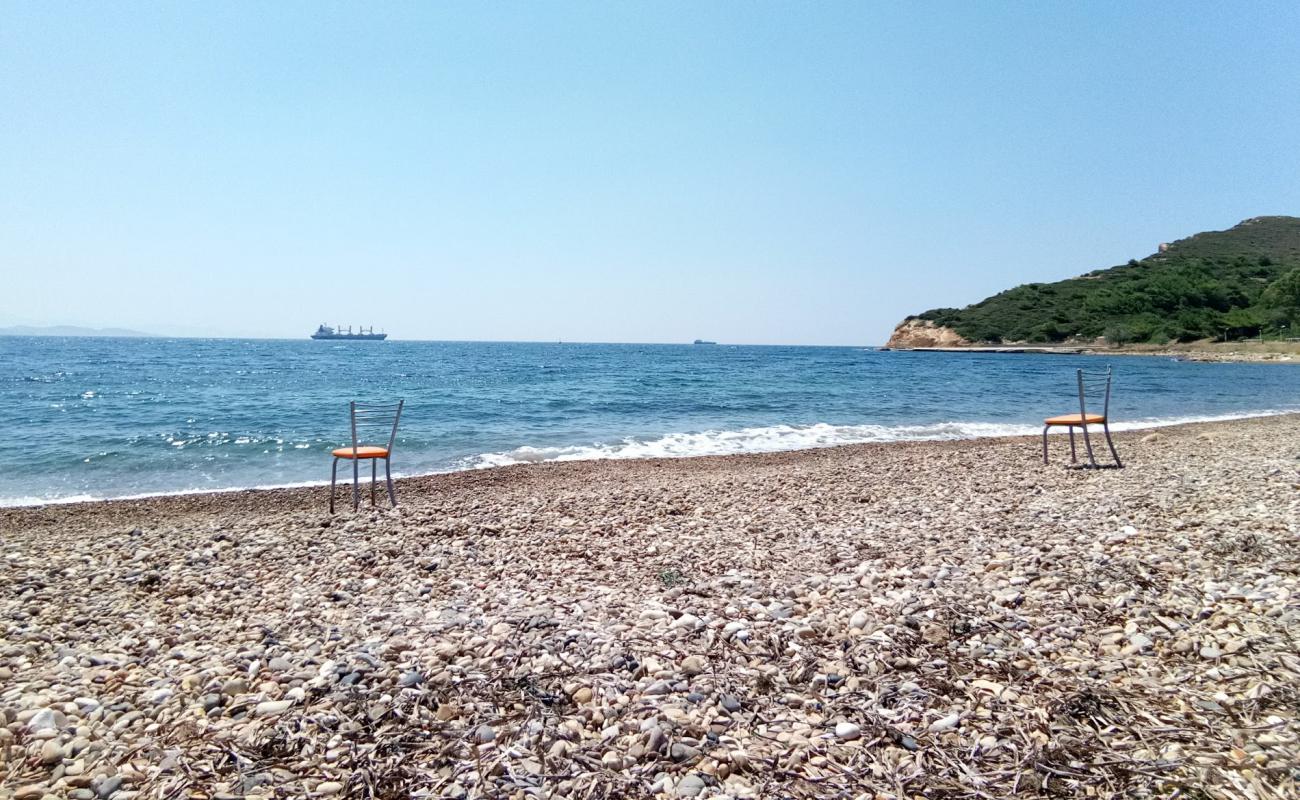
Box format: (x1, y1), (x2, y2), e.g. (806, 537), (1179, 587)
(916, 216), (1300, 344)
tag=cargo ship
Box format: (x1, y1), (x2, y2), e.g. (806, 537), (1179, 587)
(311, 324), (387, 341)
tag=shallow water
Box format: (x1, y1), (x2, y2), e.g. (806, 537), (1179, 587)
(2, 336), (1297, 504)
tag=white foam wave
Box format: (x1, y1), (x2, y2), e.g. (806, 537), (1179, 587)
(469, 409), (1297, 468)
(0, 479), (334, 509)
(3, 408), (1293, 508)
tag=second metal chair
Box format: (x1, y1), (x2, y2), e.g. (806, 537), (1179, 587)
(330, 399), (404, 512)
(1042, 368), (1122, 469)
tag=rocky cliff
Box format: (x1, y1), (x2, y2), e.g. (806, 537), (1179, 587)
(884, 318), (970, 349)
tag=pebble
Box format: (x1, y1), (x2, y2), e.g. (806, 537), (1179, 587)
(834, 721), (862, 740)
(928, 713), (961, 733)
(27, 708), (64, 733)
(40, 738), (64, 764)
(315, 781), (344, 795)
(97, 776), (124, 798)
(254, 700), (294, 717)
(677, 774), (707, 797)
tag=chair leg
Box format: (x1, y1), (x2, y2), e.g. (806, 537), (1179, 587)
(330, 457), (339, 514)
(352, 459), (360, 511)
(1042, 426), (1049, 464)
(385, 459), (397, 507)
(1080, 423), (1098, 468)
(371, 459), (377, 507)
(1103, 423), (1122, 468)
(1068, 427), (1077, 462)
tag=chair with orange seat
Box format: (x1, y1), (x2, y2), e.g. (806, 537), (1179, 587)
(330, 400), (404, 512)
(1042, 368), (1121, 468)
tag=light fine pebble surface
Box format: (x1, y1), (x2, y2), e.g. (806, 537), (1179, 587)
(2, 415), (1298, 799)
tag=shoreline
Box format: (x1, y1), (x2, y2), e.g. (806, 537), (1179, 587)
(3, 407), (1298, 512)
(883, 342), (1300, 363)
(2, 413), (1297, 798)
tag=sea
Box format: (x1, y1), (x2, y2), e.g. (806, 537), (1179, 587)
(3, 336), (1298, 506)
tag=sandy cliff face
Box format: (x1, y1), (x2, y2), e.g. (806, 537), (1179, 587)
(885, 319), (970, 348)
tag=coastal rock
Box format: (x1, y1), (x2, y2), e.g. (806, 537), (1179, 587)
(885, 318), (970, 349)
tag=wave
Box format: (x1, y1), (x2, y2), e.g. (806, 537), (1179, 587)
(3, 408), (1294, 508)
(467, 408), (1298, 468)
(0, 479), (337, 509)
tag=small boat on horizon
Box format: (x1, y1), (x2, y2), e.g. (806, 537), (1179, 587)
(311, 324), (388, 341)
(693, 339), (718, 345)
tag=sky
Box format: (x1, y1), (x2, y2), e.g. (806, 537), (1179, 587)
(2, 3), (1298, 344)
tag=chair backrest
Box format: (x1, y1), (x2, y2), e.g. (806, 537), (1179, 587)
(348, 400), (404, 454)
(1075, 367), (1113, 419)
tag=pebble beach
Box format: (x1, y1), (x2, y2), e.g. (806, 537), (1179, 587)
(2, 415), (1298, 800)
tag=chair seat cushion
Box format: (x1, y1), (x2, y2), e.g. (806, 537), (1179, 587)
(332, 446), (389, 459)
(1044, 413), (1106, 426)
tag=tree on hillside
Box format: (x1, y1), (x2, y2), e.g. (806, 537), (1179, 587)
(1261, 267), (1300, 310)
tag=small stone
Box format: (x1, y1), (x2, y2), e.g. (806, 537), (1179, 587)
(398, 671), (423, 688)
(720, 695), (742, 713)
(472, 725), (495, 744)
(268, 657), (293, 672)
(681, 655), (706, 676)
(834, 722), (861, 741)
(671, 613), (704, 631)
(928, 713), (960, 733)
(1141, 433), (1166, 443)
(40, 738), (63, 764)
(316, 781), (344, 795)
(671, 742), (702, 762)
(849, 610), (870, 630)
(15, 785), (48, 800)
(222, 678), (249, 696)
(97, 776), (124, 798)
(601, 750), (622, 769)
(571, 686), (594, 704)
(645, 680), (673, 695)
(27, 708), (65, 733)
(1200, 645), (1222, 660)
(255, 700), (294, 717)
(677, 774), (707, 797)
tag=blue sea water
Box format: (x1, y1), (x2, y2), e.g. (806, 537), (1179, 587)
(2, 336), (1298, 505)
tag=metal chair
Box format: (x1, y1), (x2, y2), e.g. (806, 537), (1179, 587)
(1042, 368), (1122, 469)
(330, 400), (404, 512)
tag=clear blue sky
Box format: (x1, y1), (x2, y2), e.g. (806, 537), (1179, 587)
(3, 3), (1297, 344)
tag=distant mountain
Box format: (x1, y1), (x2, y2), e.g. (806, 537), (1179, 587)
(0, 325), (157, 338)
(888, 216), (1300, 347)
